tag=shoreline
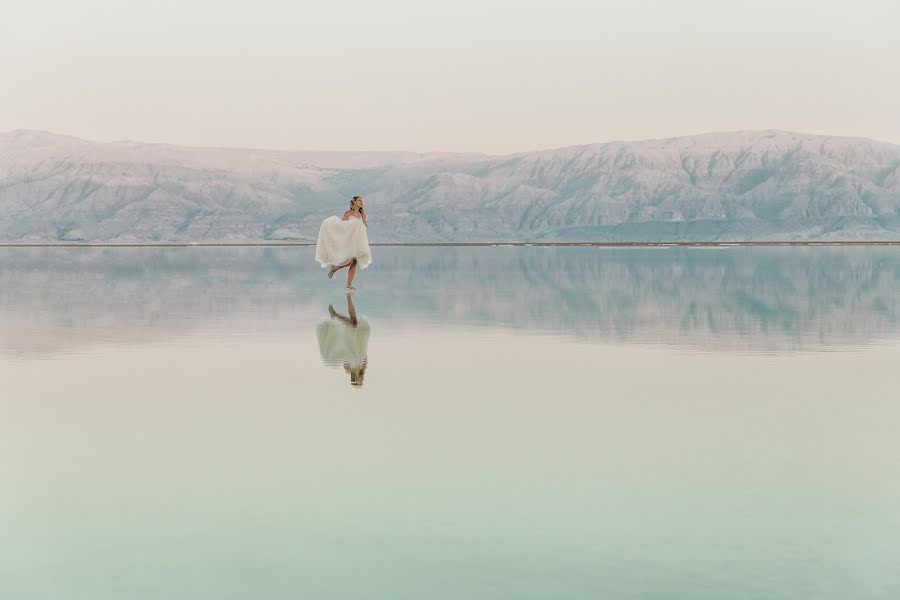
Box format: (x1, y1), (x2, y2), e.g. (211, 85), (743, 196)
(1, 241), (900, 248)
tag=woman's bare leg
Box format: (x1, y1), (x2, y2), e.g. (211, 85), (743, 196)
(332, 259), (353, 272)
(329, 294), (358, 325)
(330, 308), (352, 325)
(347, 258), (358, 286)
(346, 293), (358, 324)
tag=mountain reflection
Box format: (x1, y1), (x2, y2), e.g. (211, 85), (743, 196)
(1, 246), (898, 356)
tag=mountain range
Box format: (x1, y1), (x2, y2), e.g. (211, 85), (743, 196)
(2, 129), (899, 242)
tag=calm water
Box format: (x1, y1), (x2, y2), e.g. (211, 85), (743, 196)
(1, 246), (899, 599)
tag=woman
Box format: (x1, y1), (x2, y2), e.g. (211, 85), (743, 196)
(317, 293), (369, 387)
(315, 196), (371, 291)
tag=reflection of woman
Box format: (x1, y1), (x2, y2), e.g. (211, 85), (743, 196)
(317, 293), (370, 387)
(315, 196), (371, 291)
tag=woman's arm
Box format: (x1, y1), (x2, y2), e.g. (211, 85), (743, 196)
(341, 210), (352, 221)
(361, 210), (367, 227)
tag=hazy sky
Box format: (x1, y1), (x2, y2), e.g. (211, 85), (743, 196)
(2, 0), (898, 154)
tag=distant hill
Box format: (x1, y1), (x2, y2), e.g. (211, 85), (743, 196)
(2, 129), (899, 242)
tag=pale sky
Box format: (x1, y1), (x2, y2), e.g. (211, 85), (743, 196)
(2, 0), (898, 154)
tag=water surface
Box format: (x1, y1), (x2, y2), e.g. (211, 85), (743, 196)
(1, 247), (899, 599)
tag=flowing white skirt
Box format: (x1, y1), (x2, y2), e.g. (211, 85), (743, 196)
(314, 216), (372, 269)
(317, 318), (370, 368)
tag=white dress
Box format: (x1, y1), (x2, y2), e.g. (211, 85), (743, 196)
(317, 318), (370, 369)
(315, 215), (372, 269)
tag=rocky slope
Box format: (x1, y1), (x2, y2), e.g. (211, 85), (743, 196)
(2, 129), (899, 242)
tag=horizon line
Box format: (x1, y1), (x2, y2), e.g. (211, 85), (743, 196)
(4, 128), (900, 158)
(3, 241), (900, 248)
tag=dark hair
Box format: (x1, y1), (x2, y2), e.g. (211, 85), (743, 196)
(351, 196), (363, 212)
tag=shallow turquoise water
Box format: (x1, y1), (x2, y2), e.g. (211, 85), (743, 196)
(1, 247), (899, 599)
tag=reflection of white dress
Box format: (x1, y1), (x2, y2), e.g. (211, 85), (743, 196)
(315, 215), (372, 269)
(317, 318), (370, 368)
